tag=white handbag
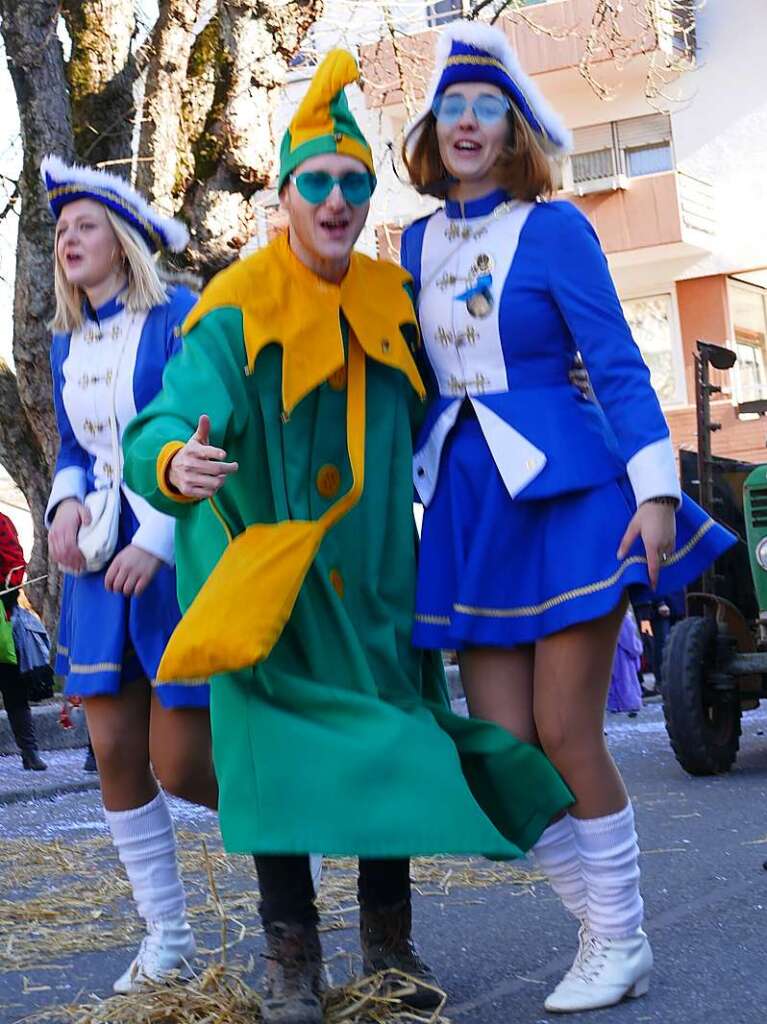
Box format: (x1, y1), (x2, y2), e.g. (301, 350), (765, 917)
(76, 316), (133, 573)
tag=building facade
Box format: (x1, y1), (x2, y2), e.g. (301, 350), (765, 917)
(348, 0), (767, 467)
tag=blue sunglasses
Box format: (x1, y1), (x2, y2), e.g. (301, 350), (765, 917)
(432, 92), (511, 127)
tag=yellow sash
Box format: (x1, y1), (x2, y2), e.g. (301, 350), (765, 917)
(156, 335), (366, 682)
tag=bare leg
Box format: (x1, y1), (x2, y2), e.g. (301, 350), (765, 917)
(458, 644), (537, 743)
(460, 644), (583, 921)
(533, 597), (652, 1013)
(84, 678), (155, 811)
(149, 693), (218, 811)
(533, 596), (628, 819)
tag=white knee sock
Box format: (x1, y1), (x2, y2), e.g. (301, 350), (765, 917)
(571, 803), (643, 939)
(532, 816), (588, 921)
(104, 790), (187, 924)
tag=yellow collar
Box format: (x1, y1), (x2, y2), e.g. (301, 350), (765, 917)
(183, 233), (424, 415)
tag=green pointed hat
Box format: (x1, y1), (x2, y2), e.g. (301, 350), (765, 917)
(278, 50), (375, 191)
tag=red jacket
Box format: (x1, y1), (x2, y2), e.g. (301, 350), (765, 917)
(0, 512), (25, 590)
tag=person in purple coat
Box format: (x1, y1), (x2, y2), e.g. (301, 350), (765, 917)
(607, 611), (644, 714)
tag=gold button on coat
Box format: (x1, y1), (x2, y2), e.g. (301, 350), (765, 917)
(316, 464), (341, 499)
(328, 366), (347, 391)
(329, 568), (344, 598)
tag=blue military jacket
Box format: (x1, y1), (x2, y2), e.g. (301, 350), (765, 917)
(400, 191), (679, 508)
(46, 285), (196, 564)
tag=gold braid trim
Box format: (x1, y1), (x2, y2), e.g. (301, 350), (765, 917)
(445, 55), (507, 72)
(414, 612), (451, 625)
(151, 677), (210, 688)
(48, 184), (163, 249)
(68, 661), (122, 674)
(418, 519), (716, 624)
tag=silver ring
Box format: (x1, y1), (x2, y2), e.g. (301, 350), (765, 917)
(660, 552), (669, 563)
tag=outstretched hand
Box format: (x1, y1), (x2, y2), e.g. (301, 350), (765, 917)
(167, 415), (238, 500)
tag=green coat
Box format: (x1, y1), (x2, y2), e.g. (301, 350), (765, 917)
(123, 236), (571, 856)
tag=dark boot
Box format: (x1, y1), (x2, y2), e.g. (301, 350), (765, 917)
(261, 921), (323, 1024)
(360, 900), (443, 1010)
(83, 743), (98, 773)
(7, 706), (47, 771)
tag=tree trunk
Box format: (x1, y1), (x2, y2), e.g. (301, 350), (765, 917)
(136, 0), (207, 208)
(178, 0), (326, 278)
(0, 0), (75, 632)
(61, 0), (138, 169)
(0, 0), (324, 632)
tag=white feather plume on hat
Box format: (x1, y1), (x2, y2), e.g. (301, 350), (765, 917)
(404, 19), (572, 155)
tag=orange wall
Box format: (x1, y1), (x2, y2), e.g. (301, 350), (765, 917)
(359, 0), (657, 108)
(670, 276), (766, 464)
(571, 174), (683, 254)
(675, 275), (730, 407)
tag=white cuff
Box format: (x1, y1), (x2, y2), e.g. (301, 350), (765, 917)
(626, 437), (681, 508)
(122, 485), (176, 566)
(413, 401), (462, 506)
(131, 513), (176, 567)
(45, 467), (88, 528)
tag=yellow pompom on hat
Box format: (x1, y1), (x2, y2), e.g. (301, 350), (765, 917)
(278, 50), (375, 190)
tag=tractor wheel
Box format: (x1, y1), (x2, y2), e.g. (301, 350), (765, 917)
(661, 616), (741, 776)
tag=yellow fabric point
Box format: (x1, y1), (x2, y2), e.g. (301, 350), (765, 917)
(181, 233), (424, 415)
(288, 50), (359, 151)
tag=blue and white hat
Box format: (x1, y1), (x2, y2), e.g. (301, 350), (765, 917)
(40, 155), (189, 253)
(404, 20), (572, 156)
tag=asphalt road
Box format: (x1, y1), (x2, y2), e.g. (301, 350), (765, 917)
(1, 702), (766, 1024)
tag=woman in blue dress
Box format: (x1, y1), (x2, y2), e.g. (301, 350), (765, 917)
(400, 21), (735, 1014)
(41, 157), (216, 993)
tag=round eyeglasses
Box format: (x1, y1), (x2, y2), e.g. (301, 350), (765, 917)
(290, 170), (374, 206)
(432, 92), (511, 127)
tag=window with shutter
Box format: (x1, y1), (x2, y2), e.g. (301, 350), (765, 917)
(425, 0), (464, 27)
(618, 114), (674, 178)
(570, 122), (616, 185)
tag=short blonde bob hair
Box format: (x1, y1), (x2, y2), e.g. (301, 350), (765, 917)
(51, 205), (168, 334)
(403, 100), (554, 202)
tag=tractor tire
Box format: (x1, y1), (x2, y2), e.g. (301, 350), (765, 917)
(661, 616), (741, 776)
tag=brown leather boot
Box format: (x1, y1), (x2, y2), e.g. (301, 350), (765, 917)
(261, 921), (323, 1024)
(359, 900), (443, 1010)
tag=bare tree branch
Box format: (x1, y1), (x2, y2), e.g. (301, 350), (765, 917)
(0, 181), (20, 222)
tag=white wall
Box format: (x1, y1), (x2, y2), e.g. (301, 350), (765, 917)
(670, 0), (767, 280)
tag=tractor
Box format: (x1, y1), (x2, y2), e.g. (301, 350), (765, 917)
(662, 341), (767, 775)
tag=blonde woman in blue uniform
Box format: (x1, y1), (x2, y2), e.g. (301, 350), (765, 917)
(42, 157), (217, 992)
(400, 21), (735, 1014)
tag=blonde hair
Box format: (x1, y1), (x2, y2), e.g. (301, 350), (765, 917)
(51, 206), (168, 333)
(403, 101), (554, 202)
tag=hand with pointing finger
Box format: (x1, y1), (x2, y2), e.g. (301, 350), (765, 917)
(168, 414), (239, 500)
(617, 500), (676, 590)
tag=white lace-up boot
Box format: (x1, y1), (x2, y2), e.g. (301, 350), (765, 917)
(544, 803), (651, 1013)
(104, 791), (196, 993)
(113, 919), (196, 993)
(544, 927), (652, 1012)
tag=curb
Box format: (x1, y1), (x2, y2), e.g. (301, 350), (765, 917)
(0, 776), (100, 807)
(0, 703), (88, 755)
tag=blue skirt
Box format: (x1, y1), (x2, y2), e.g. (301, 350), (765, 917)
(413, 418), (737, 650)
(56, 504), (209, 709)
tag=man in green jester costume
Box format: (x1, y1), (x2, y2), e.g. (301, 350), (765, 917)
(123, 50), (571, 1023)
